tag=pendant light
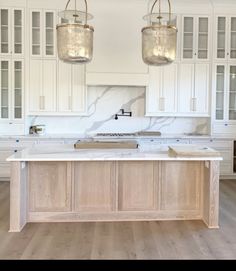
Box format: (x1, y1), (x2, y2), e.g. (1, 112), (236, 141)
(56, 0), (94, 64)
(142, 0), (177, 66)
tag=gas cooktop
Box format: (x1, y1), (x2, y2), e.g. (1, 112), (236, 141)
(96, 131), (161, 137)
(96, 133), (136, 137)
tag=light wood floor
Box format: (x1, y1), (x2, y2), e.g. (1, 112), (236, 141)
(0, 180), (236, 259)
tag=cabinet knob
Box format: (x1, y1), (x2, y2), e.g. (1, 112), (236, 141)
(14, 150), (17, 153)
(16, 139), (19, 143)
(225, 123), (228, 126)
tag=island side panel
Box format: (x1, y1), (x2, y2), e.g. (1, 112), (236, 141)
(203, 161), (220, 228)
(9, 161), (28, 232)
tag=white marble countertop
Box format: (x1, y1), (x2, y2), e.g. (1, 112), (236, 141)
(6, 144), (223, 162)
(0, 133), (235, 140)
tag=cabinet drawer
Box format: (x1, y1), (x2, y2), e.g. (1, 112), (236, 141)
(0, 150), (14, 162)
(191, 139), (232, 149)
(218, 150), (232, 162)
(37, 140), (65, 145)
(213, 123), (236, 135)
(220, 162), (232, 175)
(139, 139), (167, 151)
(140, 139), (164, 144)
(0, 140), (36, 149)
(63, 139), (78, 144)
(166, 139), (190, 144)
(0, 163), (10, 178)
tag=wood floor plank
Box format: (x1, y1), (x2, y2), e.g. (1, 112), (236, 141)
(111, 222), (137, 259)
(49, 222), (95, 259)
(132, 221), (161, 259)
(0, 180), (235, 259)
(90, 222), (114, 259)
(20, 223), (55, 259)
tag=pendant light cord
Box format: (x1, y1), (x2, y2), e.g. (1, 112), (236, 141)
(64, 0), (88, 25)
(150, 0), (172, 24)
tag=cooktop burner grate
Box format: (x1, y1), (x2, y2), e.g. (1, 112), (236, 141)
(96, 133), (136, 137)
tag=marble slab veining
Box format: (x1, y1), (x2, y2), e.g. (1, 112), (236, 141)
(6, 144), (222, 162)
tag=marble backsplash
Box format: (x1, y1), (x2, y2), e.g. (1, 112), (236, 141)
(27, 86), (210, 135)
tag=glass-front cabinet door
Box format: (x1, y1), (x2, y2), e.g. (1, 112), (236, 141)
(0, 59), (23, 121)
(182, 17), (194, 59)
(216, 16), (226, 59)
(197, 17), (209, 59)
(0, 8), (24, 56)
(31, 11), (41, 56)
(230, 17), (236, 59)
(31, 10), (56, 57)
(0, 9), (10, 55)
(215, 65), (226, 120)
(13, 9), (24, 56)
(229, 65), (236, 120)
(45, 11), (55, 57)
(13, 60), (23, 119)
(0, 60), (10, 119)
(182, 16), (209, 60)
(216, 16), (236, 60)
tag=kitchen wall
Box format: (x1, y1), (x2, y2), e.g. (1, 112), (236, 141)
(26, 86), (210, 135)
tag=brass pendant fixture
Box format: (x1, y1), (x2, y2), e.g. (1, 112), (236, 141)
(56, 0), (94, 64)
(142, 0), (177, 66)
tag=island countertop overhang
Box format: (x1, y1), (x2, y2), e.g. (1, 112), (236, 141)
(6, 144), (223, 162)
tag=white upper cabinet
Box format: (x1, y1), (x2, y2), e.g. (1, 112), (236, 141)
(0, 59), (24, 121)
(0, 8), (24, 57)
(215, 15), (236, 61)
(58, 62), (87, 115)
(146, 63), (209, 117)
(178, 63), (209, 115)
(214, 64), (226, 121)
(28, 7), (87, 116)
(28, 59), (56, 114)
(213, 64), (236, 122)
(86, 0), (149, 86)
(182, 15), (210, 61)
(146, 64), (178, 116)
(30, 9), (56, 58)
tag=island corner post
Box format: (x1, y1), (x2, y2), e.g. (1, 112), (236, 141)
(9, 159), (220, 232)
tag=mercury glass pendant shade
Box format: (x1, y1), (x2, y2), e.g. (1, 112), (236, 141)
(142, 0), (177, 66)
(56, 0), (94, 64)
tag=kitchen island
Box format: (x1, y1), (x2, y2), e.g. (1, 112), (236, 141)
(7, 144), (222, 232)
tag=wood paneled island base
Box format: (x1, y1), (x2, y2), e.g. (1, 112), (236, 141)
(8, 156), (220, 232)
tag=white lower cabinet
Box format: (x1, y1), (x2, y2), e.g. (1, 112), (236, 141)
(166, 139), (190, 144)
(190, 138), (233, 176)
(0, 138), (36, 180)
(36, 139), (65, 145)
(0, 163), (10, 179)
